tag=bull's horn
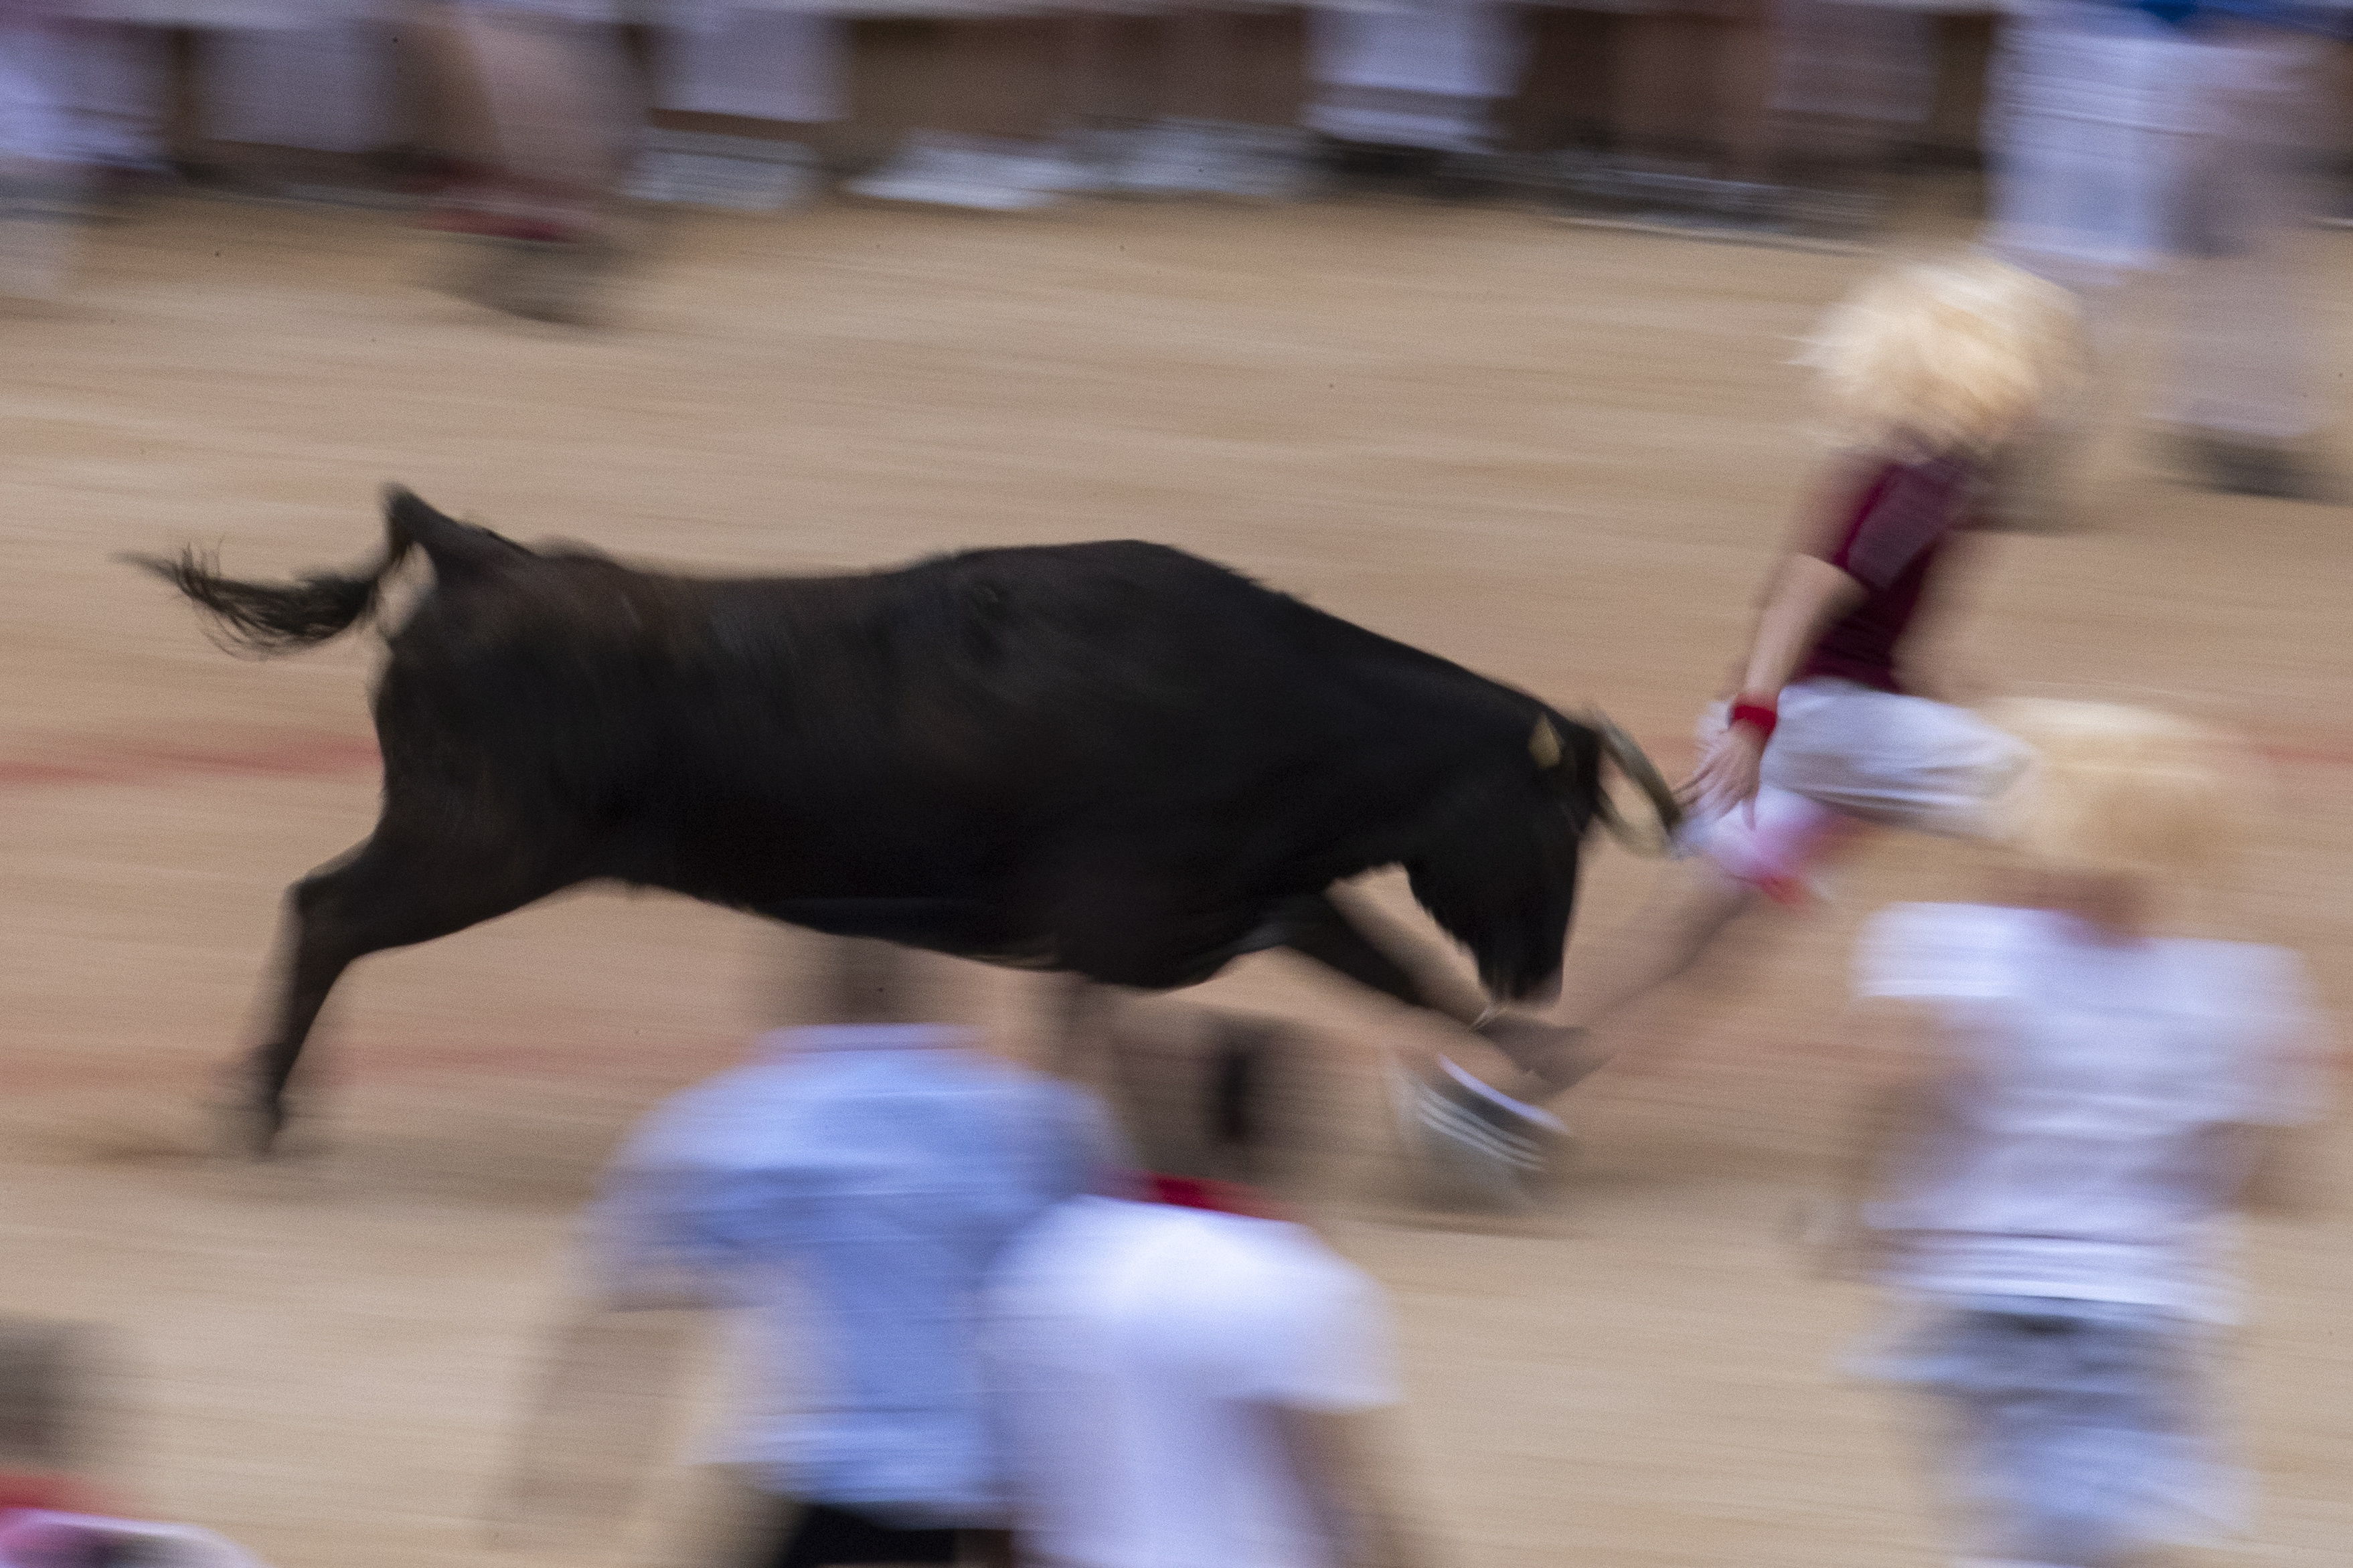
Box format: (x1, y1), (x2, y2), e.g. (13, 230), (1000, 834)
(1589, 709), (1682, 857)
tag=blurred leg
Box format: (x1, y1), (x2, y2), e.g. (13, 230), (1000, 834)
(410, 1), (640, 321)
(1510, 857), (1755, 1094)
(451, 4), (637, 208)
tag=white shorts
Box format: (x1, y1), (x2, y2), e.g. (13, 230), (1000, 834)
(1686, 679), (2026, 895)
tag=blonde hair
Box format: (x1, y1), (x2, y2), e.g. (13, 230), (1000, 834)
(1799, 253), (2083, 458)
(1983, 699), (2257, 881)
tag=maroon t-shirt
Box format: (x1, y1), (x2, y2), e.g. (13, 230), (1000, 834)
(1795, 455), (1979, 694)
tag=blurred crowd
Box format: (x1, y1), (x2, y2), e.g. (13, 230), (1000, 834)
(5, 1), (2350, 492)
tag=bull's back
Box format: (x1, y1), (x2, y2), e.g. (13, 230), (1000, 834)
(367, 539), (1548, 889)
(878, 541), (1554, 852)
(898, 539), (1532, 721)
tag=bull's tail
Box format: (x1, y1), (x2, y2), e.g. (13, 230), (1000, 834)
(125, 485), (526, 658)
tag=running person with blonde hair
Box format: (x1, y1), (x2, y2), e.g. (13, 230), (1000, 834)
(1405, 253), (2089, 1200)
(1836, 698), (2326, 1568)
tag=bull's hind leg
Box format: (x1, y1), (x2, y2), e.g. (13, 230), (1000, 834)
(240, 830), (580, 1154)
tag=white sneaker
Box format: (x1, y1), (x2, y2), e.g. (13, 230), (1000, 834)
(1388, 1056), (1568, 1210)
(846, 132), (1088, 212)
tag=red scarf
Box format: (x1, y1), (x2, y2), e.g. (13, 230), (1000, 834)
(1144, 1174), (1265, 1215)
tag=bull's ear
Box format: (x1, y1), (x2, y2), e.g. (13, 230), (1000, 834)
(384, 484), (454, 529)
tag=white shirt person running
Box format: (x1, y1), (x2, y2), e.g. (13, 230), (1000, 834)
(987, 1189), (1404, 1568)
(1838, 700), (2330, 1568)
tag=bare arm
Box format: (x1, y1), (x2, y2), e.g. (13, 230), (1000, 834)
(1272, 1407), (1425, 1568)
(1684, 554), (1865, 819)
(1738, 554), (1867, 699)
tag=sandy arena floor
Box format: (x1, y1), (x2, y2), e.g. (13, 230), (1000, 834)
(4, 190), (2350, 1568)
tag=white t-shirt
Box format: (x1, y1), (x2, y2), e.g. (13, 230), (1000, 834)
(985, 1197), (1396, 1568)
(1856, 902), (2327, 1322)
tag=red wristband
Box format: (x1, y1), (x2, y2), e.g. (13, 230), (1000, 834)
(1728, 697), (1779, 742)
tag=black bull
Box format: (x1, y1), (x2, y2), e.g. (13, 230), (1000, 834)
(133, 489), (1675, 1146)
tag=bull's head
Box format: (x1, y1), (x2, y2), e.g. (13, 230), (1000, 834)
(1404, 709), (1681, 1005)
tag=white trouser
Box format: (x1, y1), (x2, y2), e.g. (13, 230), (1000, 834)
(1687, 680), (2027, 891)
(1985, 5), (2324, 440)
(1305, 0), (1524, 153)
(653, 11), (845, 123)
